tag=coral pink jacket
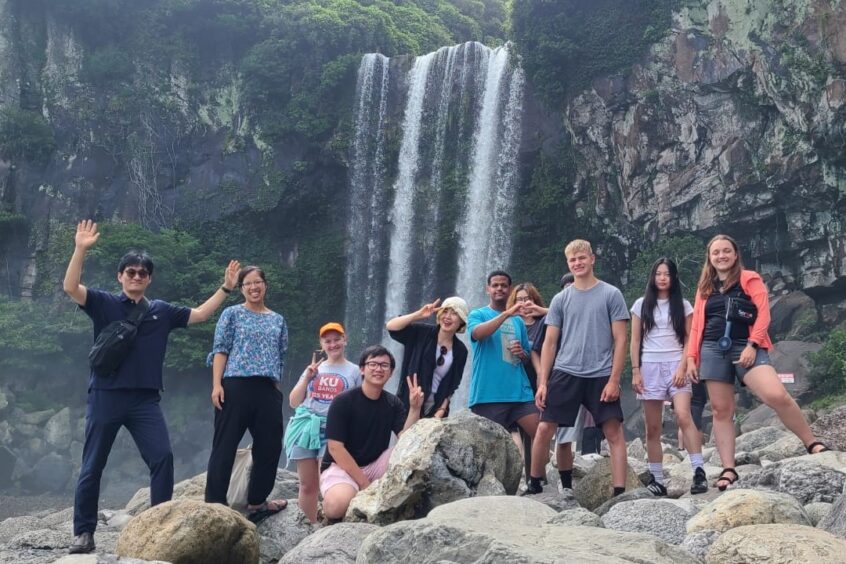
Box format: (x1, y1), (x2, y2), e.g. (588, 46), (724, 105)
(689, 270), (774, 365)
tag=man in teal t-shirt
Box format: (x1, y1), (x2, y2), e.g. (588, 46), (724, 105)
(468, 270), (539, 440)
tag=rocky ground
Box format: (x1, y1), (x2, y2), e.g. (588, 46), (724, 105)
(2, 407), (846, 564)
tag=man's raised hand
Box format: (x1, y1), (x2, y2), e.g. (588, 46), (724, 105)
(75, 220), (100, 250)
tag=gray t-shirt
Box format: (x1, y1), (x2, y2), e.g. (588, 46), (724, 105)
(545, 280), (630, 378)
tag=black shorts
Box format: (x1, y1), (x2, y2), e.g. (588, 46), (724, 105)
(541, 370), (623, 427)
(471, 401), (538, 430)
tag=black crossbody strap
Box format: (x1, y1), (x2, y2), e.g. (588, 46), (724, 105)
(127, 297), (150, 326)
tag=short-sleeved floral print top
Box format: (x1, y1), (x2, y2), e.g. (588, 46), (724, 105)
(209, 304), (288, 381)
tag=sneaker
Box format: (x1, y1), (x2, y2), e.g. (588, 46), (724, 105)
(645, 473), (668, 497)
(690, 467), (709, 494)
(519, 482), (543, 496)
(69, 532), (95, 554)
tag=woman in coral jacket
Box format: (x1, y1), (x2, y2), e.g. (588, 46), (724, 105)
(685, 234), (829, 491)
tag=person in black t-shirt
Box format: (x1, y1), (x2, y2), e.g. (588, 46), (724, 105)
(319, 345), (423, 520)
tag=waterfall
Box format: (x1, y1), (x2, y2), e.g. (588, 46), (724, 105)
(345, 53), (390, 352)
(344, 42), (524, 404)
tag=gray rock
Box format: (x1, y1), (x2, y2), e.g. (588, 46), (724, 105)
(573, 457), (643, 510)
(710, 449), (759, 467)
(8, 528), (68, 549)
(345, 411), (522, 524)
(755, 434), (806, 462)
(44, 407), (73, 449)
(769, 295), (819, 341)
(0, 515), (44, 543)
(811, 406), (846, 452)
(361, 496), (694, 562)
(0, 388), (7, 412)
(0, 420), (11, 444)
(820, 493), (846, 539)
(255, 501), (314, 563)
(279, 523), (377, 564)
(520, 488), (579, 512)
(601, 499), (697, 544)
(687, 489), (811, 533)
(627, 437), (647, 461)
(29, 452), (73, 493)
(547, 507), (604, 527)
(705, 524), (846, 563)
(20, 409), (56, 426)
(735, 426), (788, 453)
(594, 487), (657, 516)
(682, 529), (721, 559)
(740, 454), (846, 504)
(39, 506), (74, 527)
(804, 501), (833, 527)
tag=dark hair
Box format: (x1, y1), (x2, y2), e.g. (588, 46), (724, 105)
(118, 250), (154, 275)
(237, 266), (267, 287)
(640, 257), (687, 346)
(359, 345), (396, 370)
(696, 234), (744, 299)
(560, 273), (574, 288)
(486, 270), (512, 285)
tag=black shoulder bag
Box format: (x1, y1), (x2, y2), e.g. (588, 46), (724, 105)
(717, 292), (758, 352)
(88, 298), (150, 377)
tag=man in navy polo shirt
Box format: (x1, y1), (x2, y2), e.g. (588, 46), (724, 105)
(63, 220), (239, 554)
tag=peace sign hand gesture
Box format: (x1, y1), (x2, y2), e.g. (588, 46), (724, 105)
(417, 298), (442, 319)
(407, 373), (424, 410)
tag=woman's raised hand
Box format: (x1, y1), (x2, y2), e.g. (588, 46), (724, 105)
(223, 260), (240, 290)
(417, 298), (441, 318)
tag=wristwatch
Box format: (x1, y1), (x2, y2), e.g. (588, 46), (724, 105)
(749, 341), (759, 350)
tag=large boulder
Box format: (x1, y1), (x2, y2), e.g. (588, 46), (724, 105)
(705, 524), (846, 564)
(345, 411), (522, 524)
(734, 426), (788, 453)
(811, 406), (846, 452)
(279, 523), (378, 564)
(254, 501), (314, 563)
(682, 530), (721, 560)
(29, 452), (73, 493)
(116, 499), (259, 564)
(665, 460), (722, 498)
(357, 496), (695, 563)
(820, 493), (846, 539)
(594, 487), (656, 516)
(768, 292), (818, 340)
(740, 452), (846, 504)
(755, 434), (806, 462)
(687, 489), (811, 533)
(804, 501), (833, 526)
(44, 407), (73, 449)
(573, 457), (643, 510)
(768, 340), (821, 398)
(601, 499), (697, 544)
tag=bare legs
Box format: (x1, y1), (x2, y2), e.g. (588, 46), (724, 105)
(296, 458), (320, 523)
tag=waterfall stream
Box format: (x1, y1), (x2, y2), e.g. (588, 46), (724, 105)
(345, 42), (524, 401)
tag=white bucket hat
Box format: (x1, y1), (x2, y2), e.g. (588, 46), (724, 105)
(437, 296), (469, 333)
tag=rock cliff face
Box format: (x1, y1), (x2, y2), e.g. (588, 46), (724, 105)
(560, 0), (846, 303)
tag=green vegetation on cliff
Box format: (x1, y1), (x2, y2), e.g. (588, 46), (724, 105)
(510, 0), (678, 107)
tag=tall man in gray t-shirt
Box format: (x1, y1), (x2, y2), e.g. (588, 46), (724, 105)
(526, 239), (630, 496)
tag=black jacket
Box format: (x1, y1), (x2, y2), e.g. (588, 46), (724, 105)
(389, 323), (468, 418)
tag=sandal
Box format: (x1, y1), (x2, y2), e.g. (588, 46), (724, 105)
(806, 441), (830, 454)
(246, 499), (288, 524)
(715, 468), (738, 491)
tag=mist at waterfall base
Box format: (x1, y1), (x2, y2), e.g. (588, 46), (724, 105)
(344, 42), (525, 405)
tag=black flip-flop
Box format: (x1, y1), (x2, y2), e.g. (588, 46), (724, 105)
(247, 499), (288, 524)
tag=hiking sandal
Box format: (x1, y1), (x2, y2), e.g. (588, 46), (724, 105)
(247, 499), (288, 524)
(715, 468), (738, 491)
(806, 441), (830, 454)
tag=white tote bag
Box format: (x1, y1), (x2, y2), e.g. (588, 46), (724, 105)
(226, 447), (253, 509)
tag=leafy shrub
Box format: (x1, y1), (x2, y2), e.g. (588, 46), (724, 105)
(81, 47), (136, 85)
(808, 329), (846, 398)
(0, 108), (56, 163)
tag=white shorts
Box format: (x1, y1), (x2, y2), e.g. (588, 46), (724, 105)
(637, 360), (691, 401)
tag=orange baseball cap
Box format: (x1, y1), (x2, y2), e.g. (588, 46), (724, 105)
(319, 322), (345, 338)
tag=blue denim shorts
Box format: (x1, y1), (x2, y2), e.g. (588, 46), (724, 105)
(699, 340), (771, 385)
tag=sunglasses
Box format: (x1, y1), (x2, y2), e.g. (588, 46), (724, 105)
(436, 345), (448, 366)
(124, 268), (149, 279)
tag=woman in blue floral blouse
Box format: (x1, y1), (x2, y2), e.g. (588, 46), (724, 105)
(204, 265), (289, 523)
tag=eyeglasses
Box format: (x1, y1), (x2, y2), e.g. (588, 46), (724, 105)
(436, 345), (448, 366)
(124, 268), (149, 279)
(364, 361), (391, 370)
(241, 280), (266, 288)
(515, 296), (531, 303)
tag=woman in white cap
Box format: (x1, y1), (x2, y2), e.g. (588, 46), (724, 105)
(386, 297), (469, 418)
(285, 322), (360, 523)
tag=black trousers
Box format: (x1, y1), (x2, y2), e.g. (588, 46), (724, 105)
(205, 377), (284, 506)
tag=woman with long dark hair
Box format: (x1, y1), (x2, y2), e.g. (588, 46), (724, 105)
(631, 258), (706, 496)
(686, 235), (828, 491)
(205, 266), (288, 523)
